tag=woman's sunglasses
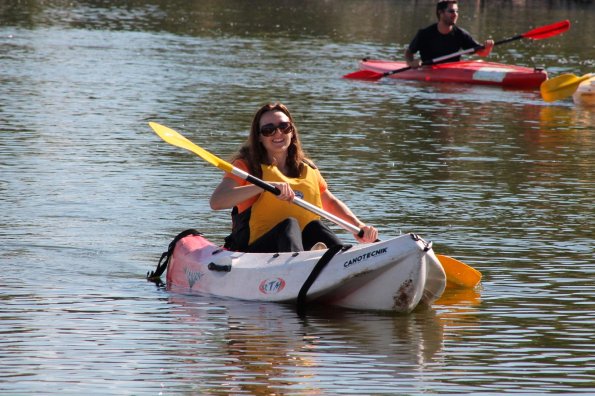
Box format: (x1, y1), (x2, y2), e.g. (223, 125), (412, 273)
(259, 122), (294, 137)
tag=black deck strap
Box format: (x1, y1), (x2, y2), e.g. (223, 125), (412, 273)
(146, 229), (203, 281)
(296, 244), (346, 316)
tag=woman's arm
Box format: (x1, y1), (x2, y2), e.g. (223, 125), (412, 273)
(210, 178), (262, 210)
(210, 177), (296, 210)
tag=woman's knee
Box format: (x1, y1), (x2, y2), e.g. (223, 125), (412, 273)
(303, 219), (325, 233)
(279, 217), (301, 232)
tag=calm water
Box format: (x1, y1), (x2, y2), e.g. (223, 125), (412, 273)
(1, 0), (594, 394)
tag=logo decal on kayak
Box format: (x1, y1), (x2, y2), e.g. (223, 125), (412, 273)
(473, 68), (513, 83)
(344, 247), (388, 268)
(184, 267), (204, 288)
(259, 278), (286, 294)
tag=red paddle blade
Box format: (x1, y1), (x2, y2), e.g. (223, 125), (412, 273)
(522, 20), (570, 40)
(342, 69), (384, 80)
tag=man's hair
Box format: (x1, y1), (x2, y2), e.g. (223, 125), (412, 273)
(436, 0), (457, 20)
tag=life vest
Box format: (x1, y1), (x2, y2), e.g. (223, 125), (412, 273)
(226, 162), (323, 248)
(249, 163), (322, 244)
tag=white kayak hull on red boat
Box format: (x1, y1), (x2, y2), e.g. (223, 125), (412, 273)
(163, 232), (446, 313)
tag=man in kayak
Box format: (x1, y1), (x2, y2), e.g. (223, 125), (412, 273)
(405, 0), (494, 68)
(210, 103), (378, 253)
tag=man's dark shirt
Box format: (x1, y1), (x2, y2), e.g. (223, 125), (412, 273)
(408, 23), (481, 63)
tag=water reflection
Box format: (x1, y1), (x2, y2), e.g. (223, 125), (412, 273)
(164, 295), (447, 394)
(539, 105), (595, 132)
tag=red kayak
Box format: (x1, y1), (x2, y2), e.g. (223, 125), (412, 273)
(358, 59), (547, 89)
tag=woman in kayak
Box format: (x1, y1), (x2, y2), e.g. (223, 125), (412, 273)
(210, 103), (378, 253)
(404, 0), (494, 68)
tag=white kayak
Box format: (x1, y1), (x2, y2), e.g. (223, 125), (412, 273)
(149, 230), (447, 313)
(573, 75), (595, 106)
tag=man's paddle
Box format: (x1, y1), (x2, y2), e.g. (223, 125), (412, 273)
(540, 73), (593, 102)
(343, 19), (570, 81)
(149, 122), (482, 288)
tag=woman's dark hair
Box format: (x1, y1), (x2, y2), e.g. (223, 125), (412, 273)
(233, 103), (311, 178)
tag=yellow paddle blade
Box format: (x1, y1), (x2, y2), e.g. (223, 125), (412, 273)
(540, 73), (593, 102)
(149, 122), (233, 173)
(436, 254), (482, 289)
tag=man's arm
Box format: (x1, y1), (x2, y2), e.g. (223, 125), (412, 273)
(404, 48), (422, 68)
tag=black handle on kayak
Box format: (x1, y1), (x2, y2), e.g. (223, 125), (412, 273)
(208, 262), (231, 272)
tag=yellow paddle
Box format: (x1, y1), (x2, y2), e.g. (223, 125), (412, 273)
(149, 121), (234, 173)
(540, 73), (593, 102)
(149, 122), (482, 288)
(437, 255), (482, 288)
